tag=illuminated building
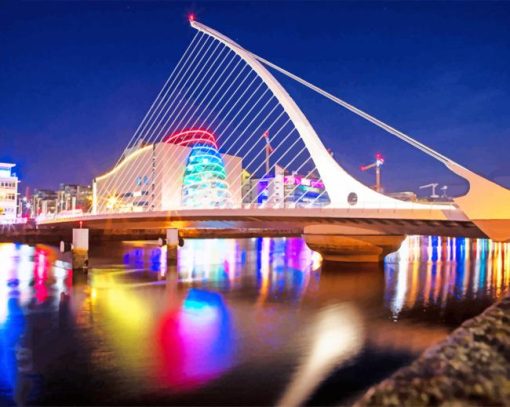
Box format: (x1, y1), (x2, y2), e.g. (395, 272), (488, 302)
(94, 130), (242, 212)
(32, 189), (58, 217)
(0, 163), (18, 224)
(56, 183), (92, 214)
(172, 131), (232, 208)
(242, 167), (330, 208)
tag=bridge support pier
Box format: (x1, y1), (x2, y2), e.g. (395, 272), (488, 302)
(166, 228), (180, 262)
(303, 225), (405, 263)
(72, 228), (89, 270)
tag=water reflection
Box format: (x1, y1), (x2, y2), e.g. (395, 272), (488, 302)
(278, 304), (364, 407)
(0, 235), (508, 405)
(385, 236), (510, 322)
(156, 289), (233, 391)
(0, 243), (72, 404)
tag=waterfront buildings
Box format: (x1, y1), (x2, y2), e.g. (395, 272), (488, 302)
(94, 129), (332, 212)
(0, 163), (18, 224)
(32, 189), (58, 217)
(93, 130), (243, 212)
(57, 183), (92, 214)
(31, 184), (92, 218)
(242, 165), (330, 208)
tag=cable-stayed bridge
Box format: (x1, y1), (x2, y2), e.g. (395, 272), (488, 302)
(38, 18), (510, 256)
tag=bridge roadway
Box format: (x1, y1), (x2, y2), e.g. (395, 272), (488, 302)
(37, 206), (486, 240)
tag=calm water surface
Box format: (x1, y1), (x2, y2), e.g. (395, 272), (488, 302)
(0, 236), (509, 405)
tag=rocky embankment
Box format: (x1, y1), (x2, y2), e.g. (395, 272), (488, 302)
(357, 295), (510, 406)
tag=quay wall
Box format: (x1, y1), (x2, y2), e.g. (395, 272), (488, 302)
(357, 294), (510, 406)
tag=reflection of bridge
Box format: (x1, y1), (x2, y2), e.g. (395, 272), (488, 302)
(39, 18), (510, 260)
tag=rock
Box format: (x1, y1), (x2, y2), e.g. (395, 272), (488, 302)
(356, 293), (510, 406)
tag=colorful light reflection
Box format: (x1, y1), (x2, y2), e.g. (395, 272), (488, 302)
(385, 236), (510, 319)
(0, 244), (72, 400)
(156, 289), (233, 391)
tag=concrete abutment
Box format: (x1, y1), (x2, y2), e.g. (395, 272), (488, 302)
(303, 224), (405, 263)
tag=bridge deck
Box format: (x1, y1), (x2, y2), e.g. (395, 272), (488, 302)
(35, 207), (486, 240)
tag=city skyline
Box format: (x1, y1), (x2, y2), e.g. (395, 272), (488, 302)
(1, 1), (509, 195)
(0, 5), (509, 405)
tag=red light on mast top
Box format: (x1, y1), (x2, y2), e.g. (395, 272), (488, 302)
(188, 13), (196, 22)
(375, 152), (384, 166)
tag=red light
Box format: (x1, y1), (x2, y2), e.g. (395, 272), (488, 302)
(188, 13), (196, 22)
(164, 129), (219, 149)
(375, 152), (383, 160)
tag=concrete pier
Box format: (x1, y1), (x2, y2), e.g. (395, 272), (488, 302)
(166, 228), (179, 262)
(72, 228), (89, 270)
(303, 225), (405, 263)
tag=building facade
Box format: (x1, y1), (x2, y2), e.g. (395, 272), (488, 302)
(57, 184), (92, 214)
(0, 163), (18, 224)
(242, 168), (330, 208)
(32, 189), (58, 217)
(94, 130), (243, 213)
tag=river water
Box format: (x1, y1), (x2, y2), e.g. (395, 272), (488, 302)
(0, 236), (509, 405)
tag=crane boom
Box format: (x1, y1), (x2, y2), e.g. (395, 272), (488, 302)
(360, 153), (384, 192)
(419, 183), (439, 198)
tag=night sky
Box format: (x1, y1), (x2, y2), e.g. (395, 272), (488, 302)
(1, 1), (509, 196)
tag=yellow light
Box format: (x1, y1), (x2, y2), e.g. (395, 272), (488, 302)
(95, 145), (153, 181)
(106, 195), (118, 209)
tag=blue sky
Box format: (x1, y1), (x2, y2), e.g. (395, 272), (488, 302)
(1, 1), (509, 195)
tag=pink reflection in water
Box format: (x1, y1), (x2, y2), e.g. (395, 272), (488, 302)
(156, 289), (233, 392)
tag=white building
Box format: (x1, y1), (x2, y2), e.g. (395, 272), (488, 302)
(0, 163), (19, 224)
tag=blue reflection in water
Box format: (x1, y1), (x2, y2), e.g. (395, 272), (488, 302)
(454, 238), (466, 300)
(254, 237), (315, 303)
(122, 248), (146, 269)
(478, 240), (487, 289)
(0, 298), (25, 398)
(150, 249), (162, 272)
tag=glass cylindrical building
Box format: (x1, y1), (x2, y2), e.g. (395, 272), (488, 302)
(165, 130), (232, 209)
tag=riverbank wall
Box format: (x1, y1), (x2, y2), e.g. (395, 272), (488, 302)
(357, 294), (510, 406)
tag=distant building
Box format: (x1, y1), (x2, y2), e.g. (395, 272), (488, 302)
(18, 186), (32, 218)
(242, 166), (330, 208)
(57, 183), (92, 214)
(0, 163), (19, 224)
(32, 189), (58, 217)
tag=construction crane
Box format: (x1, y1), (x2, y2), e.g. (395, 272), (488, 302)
(361, 153), (384, 192)
(262, 130), (273, 174)
(440, 185), (448, 199)
(419, 183), (439, 199)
